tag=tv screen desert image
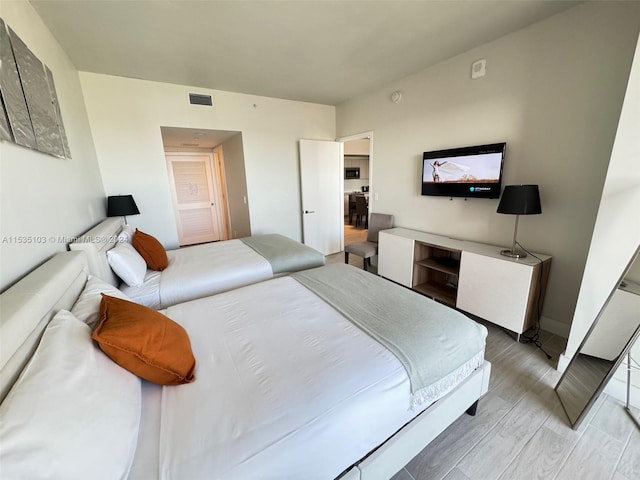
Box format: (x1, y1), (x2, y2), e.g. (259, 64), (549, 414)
(423, 152), (503, 184)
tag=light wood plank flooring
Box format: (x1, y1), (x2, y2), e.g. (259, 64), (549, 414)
(326, 221), (371, 270)
(326, 239), (639, 480)
(344, 221), (368, 245)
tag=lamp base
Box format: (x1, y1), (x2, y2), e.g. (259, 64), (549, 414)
(500, 248), (527, 259)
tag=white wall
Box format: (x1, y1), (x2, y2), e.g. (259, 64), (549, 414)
(336, 2), (640, 334)
(79, 73), (335, 248)
(219, 133), (251, 238)
(566, 32), (640, 357)
(0, 1), (104, 291)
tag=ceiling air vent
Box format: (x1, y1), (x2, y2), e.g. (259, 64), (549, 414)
(189, 93), (213, 106)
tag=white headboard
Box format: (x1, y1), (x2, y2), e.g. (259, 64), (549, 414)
(0, 251), (88, 402)
(69, 217), (122, 287)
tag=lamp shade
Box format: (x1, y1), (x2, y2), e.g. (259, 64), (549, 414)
(107, 195), (140, 217)
(497, 185), (541, 215)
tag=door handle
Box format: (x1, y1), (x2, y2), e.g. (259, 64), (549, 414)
(304, 210), (315, 214)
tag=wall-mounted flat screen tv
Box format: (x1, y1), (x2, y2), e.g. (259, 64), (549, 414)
(421, 142), (506, 199)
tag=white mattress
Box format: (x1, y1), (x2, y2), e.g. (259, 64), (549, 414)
(125, 277), (485, 480)
(121, 240), (273, 309)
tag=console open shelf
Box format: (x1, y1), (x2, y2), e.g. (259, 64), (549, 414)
(413, 281), (457, 306)
(412, 242), (461, 306)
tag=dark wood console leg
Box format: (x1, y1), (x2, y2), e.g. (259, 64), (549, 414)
(344, 252), (349, 264)
(466, 400), (479, 416)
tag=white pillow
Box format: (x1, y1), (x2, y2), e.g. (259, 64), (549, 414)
(0, 310), (141, 480)
(72, 275), (131, 330)
(107, 241), (147, 287)
(117, 224), (136, 243)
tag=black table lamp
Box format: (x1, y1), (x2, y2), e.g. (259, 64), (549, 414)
(107, 195), (140, 224)
(497, 185), (541, 258)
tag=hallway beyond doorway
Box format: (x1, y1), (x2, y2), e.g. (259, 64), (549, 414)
(326, 220), (374, 272)
(344, 221), (367, 246)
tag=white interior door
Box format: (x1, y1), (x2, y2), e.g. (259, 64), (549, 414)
(299, 139), (343, 255)
(166, 153), (221, 246)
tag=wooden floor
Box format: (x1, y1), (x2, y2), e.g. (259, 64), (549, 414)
(328, 226), (640, 480)
(326, 220), (371, 270)
(344, 219), (368, 245)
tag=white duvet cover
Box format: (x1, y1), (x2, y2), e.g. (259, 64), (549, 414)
(121, 270), (162, 308)
(147, 277), (484, 480)
(121, 240), (273, 309)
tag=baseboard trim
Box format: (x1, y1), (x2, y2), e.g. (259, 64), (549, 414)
(540, 315), (570, 338)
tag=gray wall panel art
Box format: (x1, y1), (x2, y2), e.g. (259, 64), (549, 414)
(0, 18), (71, 158)
(0, 18), (37, 150)
(45, 66), (70, 159)
(0, 97), (11, 142)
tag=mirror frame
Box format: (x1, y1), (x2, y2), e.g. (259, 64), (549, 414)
(555, 244), (640, 429)
(624, 352), (640, 429)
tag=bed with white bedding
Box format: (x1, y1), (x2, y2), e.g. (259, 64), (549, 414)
(0, 252), (491, 480)
(69, 218), (326, 308)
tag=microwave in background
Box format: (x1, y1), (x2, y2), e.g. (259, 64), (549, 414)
(345, 167), (360, 179)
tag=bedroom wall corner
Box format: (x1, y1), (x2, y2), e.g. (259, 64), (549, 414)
(220, 133), (251, 239)
(0, 1), (105, 292)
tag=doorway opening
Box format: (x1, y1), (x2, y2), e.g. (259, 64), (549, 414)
(160, 126), (251, 246)
(339, 133), (372, 250)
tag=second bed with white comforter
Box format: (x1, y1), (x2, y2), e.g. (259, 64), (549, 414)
(69, 217), (327, 309)
(121, 239), (273, 308)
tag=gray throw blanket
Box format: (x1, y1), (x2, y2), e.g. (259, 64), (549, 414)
(240, 234), (325, 274)
(292, 264), (486, 406)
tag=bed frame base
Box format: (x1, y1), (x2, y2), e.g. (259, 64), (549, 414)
(466, 399), (479, 416)
(340, 360), (491, 480)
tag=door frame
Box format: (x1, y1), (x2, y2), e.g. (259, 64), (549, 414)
(165, 151), (230, 245)
(212, 146), (232, 239)
(337, 131), (374, 246)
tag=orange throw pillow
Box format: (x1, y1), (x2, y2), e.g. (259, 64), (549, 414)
(132, 229), (168, 271)
(92, 294), (195, 385)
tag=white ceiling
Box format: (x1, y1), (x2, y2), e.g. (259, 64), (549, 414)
(31, 0), (581, 106)
(160, 126), (239, 148)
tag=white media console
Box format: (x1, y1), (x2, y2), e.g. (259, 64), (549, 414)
(378, 228), (552, 337)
